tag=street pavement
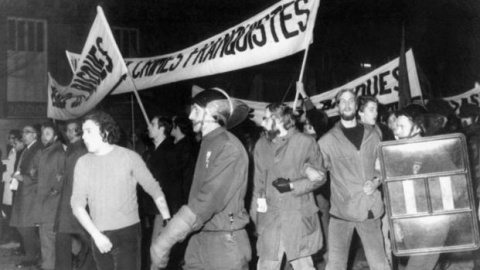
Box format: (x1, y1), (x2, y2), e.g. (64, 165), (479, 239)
(0, 243), (476, 270)
(0, 247), (35, 270)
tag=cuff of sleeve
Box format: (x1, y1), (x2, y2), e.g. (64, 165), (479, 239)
(155, 196), (171, 220)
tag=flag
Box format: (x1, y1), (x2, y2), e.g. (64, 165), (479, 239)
(398, 23), (412, 110)
(47, 6), (130, 120)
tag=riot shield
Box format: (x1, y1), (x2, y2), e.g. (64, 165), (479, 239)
(378, 133), (479, 256)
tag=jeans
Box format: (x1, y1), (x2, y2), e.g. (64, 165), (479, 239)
(92, 223), (141, 270)
(326, 217), (390, 270)
(56, 231), (97, 270)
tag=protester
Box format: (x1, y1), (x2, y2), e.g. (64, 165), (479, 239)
(0, 130), (21, 247)
(171, 115), (197, 206)
(142, 115), (176, 269)
(151, 88), (251, 269)
(317, 89), (390, 270)
(250, 102), (324, 270)
(9, 125), (43, 268)
(357, 95), (395, 141)
(33, 122), (65, 270)
(71, 110), (170, 270)
(297, 82), (331, 266)
(297, 82), (329, 139)
(3, 133), (26, 255)
(357, 95), (395, 265)
(55, 120), (95, 270)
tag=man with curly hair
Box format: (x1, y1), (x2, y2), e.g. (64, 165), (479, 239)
(71, 110), (170, 270)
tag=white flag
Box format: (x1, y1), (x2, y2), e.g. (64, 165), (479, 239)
(48, 6), (130, 120)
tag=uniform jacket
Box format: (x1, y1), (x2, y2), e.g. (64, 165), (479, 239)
(188, 127), (250, 232)
(55, 140), (87, 233)
(251, 129), (324, 261)
(34, 141), (65, 223)
(318, 122), (384, 222)
(10, 140), (43, 227)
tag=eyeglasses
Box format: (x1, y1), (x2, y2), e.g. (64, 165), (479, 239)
(22, 130), (35, 134)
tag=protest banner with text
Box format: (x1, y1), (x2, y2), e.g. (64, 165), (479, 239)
(48, 7), (129, 120)
(66, 0), (320, 94)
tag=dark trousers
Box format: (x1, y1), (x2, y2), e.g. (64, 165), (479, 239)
(92, 223), (141, 270)
(16, 226), (40, 262)
(0, 204), (18, 242)
(56, 231), (97, 270)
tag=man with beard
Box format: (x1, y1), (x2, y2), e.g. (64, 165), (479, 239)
(151, 88), (251, 269)
(33, 122), (65, 270)
(71, 111), (170, 270)
(55, 120), (95, 270)
(250, 103), (324, 270)
(317, 89), (390, 270)
(10, 125), (43, 268)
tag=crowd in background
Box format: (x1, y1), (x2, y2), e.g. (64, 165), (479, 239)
(0, 86), (479, 270)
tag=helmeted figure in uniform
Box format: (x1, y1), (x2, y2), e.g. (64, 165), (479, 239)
(150, 88), (251, 269)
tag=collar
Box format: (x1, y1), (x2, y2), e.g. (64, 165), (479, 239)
(202, 126), (225, 142)
(26, 140), (36, 149)
(271, 128), (296, 143)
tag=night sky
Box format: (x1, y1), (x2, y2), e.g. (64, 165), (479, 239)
(102, 0), (480, 109)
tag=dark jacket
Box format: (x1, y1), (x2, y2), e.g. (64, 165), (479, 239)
(34, 141), (65, 223)
(140, 137), (176, 216)
(251, 129), (324, 260)
(171, 136), (197, 205)
(10, 140), (43, 227)
(188, 127), (250, 231)
(55, 140), (87, 233)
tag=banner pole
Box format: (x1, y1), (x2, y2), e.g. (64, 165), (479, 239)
(293, 46), (310, 110)
(97, 6), (150, 126)
(128, 75), (150, 126)
(131, 94), (136, 150)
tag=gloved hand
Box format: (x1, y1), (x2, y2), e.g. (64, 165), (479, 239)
(150, 206), (198, 268)
(272, 178), (292, 193)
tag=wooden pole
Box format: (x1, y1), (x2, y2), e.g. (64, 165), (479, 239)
(131, 94), (136, 150)
(293, 46), (310, 110)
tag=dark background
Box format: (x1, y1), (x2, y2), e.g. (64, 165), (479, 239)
(66, 0), (480, 117)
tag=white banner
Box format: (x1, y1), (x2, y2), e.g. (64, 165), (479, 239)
(48, 7), (129, 120)
(442, 83), (480, 115)
(228, 49), (422, 124)
(66, 0), (320, 95)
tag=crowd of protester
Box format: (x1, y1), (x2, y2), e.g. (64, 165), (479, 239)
(0, 85), (479, 270)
